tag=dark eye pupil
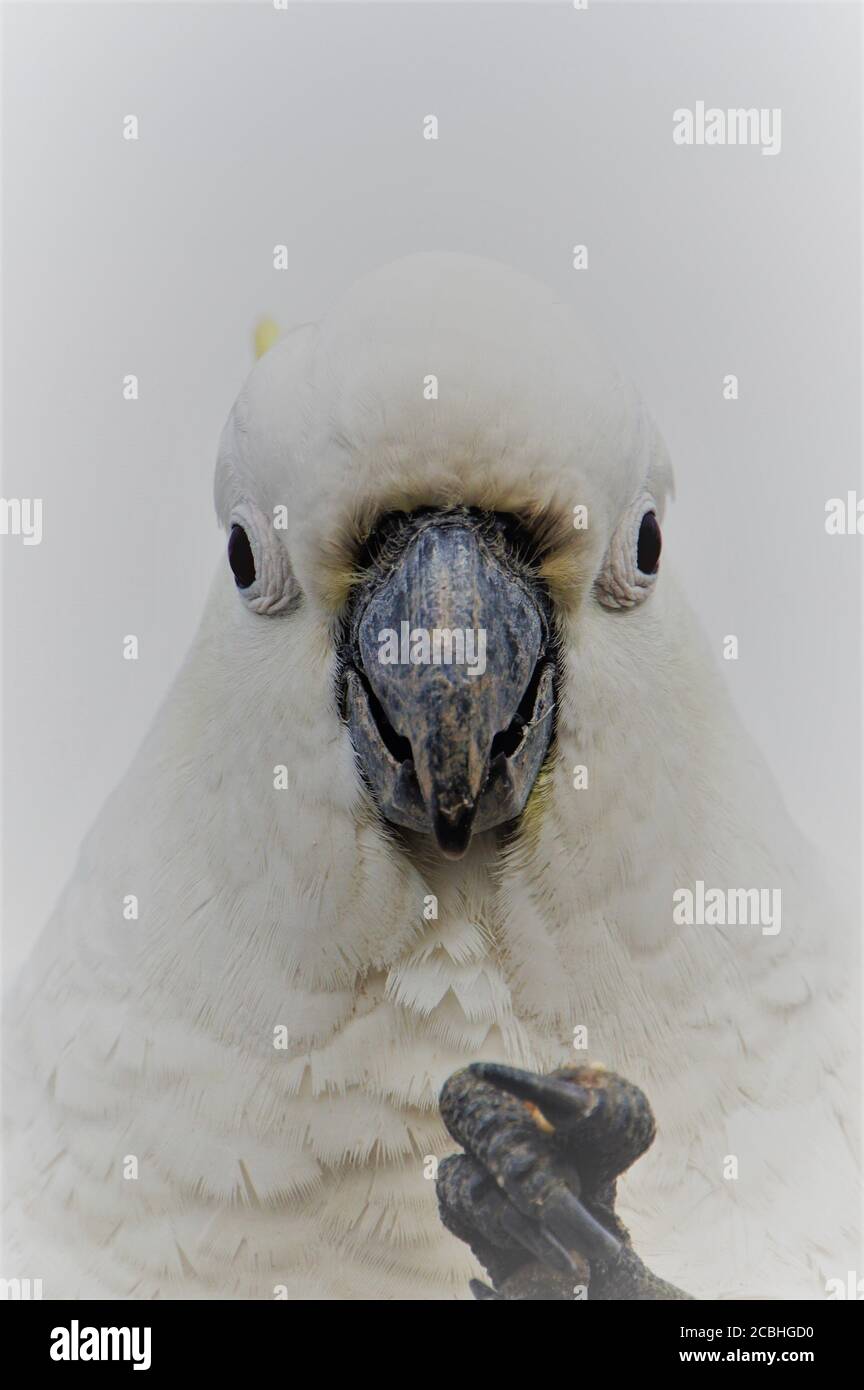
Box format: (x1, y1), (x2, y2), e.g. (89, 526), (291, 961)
(228, 525), (256, 588)
(636, 511), (661, 574)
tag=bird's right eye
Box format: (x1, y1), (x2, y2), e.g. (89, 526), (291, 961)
(228, 524), (256, 588)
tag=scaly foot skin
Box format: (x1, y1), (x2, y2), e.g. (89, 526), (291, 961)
(437, 1062), (694, 1301)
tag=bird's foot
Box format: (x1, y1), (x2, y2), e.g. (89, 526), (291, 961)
(436, 1062), (694, 1301)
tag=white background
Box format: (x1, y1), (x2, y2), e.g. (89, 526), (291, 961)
(2, 0), (860, 976)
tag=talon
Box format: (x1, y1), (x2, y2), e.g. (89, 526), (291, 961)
(541, 1186), (623, 1264)
(470, 1278), (502, 1300)
(438, 1060), (689, 1299)
(468, 1062), (596, 1132)
(498, 1203), (580, 1276)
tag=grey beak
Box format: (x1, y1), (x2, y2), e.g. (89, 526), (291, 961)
(344, 518), (556, 857)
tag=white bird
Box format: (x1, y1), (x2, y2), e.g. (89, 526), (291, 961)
(3, 254), (857, 1301)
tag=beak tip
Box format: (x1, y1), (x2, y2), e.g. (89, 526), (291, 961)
(432, 806), (476, 859)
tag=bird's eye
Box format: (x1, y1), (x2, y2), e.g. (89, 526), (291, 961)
(636, 511), (661, 575)
(224, 502), (299, 614)
(595, 494), (662, 610)
(228, 524), (256, 588)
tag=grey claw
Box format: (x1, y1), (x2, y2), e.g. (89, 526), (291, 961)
(498, 1203), (580, 1276)
(470, 1278), (502, 1300)
(467, 1062), (593, 1130)
(541, 1186), (622, 1263)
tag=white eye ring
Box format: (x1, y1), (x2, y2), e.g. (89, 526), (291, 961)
(228, 499), (299, 616)
(595, 492), (661, 610)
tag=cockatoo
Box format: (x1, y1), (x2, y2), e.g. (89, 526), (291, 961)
(3, 254), (857, 1301)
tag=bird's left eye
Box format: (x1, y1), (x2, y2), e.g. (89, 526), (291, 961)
(636, 511), (661, 575)
(595, 494), (662, 610)
(228, 524), (256, 588)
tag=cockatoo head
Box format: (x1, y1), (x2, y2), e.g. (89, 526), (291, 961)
(214, 254), (672, 864)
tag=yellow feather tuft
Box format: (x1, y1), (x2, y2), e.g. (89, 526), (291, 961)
(253, 317), (280, 360)
(519, 760), (553, 840)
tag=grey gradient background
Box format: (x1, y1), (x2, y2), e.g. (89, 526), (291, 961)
(1, 0), (861, 976)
